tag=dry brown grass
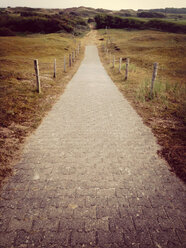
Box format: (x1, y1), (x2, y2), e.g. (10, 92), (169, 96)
(97, 29), (186, 182)
(0, 32), (87, 186)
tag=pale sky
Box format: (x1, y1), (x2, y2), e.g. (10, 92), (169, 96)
(0, 0), (185, 11)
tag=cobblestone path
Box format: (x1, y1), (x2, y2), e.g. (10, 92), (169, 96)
(0, 46), (186, 248)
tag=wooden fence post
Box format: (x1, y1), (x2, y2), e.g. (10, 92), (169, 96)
(34, 59), (41, 93)
(125, 58), (129, 80)
(119, 58), (122, 73)
(105, 26), (107, 34)
(64, 56), (66, 72)
(110, 53), (112, 64)
(150, 62), (158, 98)
(69, 54), (71, 67)
(54, 58), (56, 78)
(113, 55), (115, 68)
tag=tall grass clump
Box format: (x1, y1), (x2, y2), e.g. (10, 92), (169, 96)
(136, 79), (186, 104)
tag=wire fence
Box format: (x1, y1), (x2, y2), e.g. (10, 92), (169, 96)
(0, 42), (82, 93)
(101, 42), (158, 98)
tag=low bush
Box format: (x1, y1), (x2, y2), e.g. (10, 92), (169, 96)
(95, 15), (145, 29)
(0, 27), (15, 36)
(146, 19), (186, 33)
(137, 12), (165, 18)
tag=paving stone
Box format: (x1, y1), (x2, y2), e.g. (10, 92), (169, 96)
(85, 218), (109, 232)
(85, 196), (108, 208)
(74, 207), (97, 219)
(8, 216), (33, 232)
(97, 188), (115, 197)
(0, 231), (16, 247)
(59, 218), (84, 232)
(14, 230), (31, 246)
(71, 231), (96, 246)
(32, 218), (59, 232)
(109, 217), (135, 233)
(42, 231), (70, 247)
(96, 206), (120, 219)
(97, 230), (124, 246)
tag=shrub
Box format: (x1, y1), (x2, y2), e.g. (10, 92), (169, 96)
(20, 12), (39, 17)
(95, 14), (145, 30)
(0, 13), (88, 34)
(0, 27), (15, 36)
(94, 14), (186, 34)
(146, 19), (186, 33)
(137, 12), (165, 18)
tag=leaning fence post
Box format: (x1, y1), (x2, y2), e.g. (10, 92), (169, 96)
(119, 58), (122, 73)
(110, 53), (112, 64)
(69, 54), (71, 67)
(125, 58), (129, 80)
(113, 55), (115, 68)
(71, 52), (73, 63)
(150, 62), (158, 98)
(34, 59), (41, 93)
(64, 56), (66, 72)
(54, 59), (56, 78)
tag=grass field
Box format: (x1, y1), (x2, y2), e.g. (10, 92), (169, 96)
(0, 32), (86, 186)
(97, 29), (186, 181)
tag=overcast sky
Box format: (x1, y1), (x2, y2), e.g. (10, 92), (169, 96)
(1, 0), (185, 10)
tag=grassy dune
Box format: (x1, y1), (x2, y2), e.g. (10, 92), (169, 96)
(0, 33), (85, 185)
(97, 29), (186, 181)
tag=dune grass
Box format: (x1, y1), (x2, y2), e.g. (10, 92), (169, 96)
(97, 29), (186, 181)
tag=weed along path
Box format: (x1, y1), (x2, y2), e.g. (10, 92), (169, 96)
(0, 45), (186, 248)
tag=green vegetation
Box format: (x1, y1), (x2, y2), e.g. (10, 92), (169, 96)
(95, 14), (186, 34)
(137, 12), (165, 18)
(0, 11), (88, 36)
(138, 8), (186, 14)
